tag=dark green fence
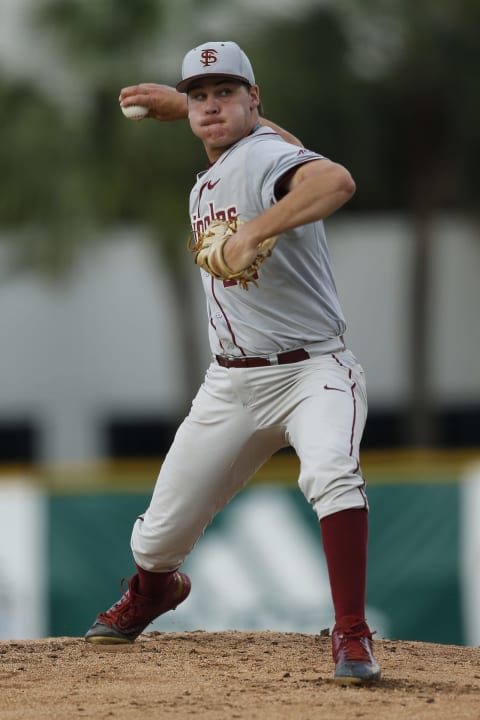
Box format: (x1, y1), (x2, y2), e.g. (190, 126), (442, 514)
(48, 480), (463, 643)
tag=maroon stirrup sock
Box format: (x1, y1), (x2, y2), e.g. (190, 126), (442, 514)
(320, 508), (368, 624)
(135, 564), (176, 598)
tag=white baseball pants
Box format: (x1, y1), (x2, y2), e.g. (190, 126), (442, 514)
(131, 349), (368, 571)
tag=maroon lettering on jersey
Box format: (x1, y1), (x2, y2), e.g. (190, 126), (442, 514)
(191, 200), (238, 242)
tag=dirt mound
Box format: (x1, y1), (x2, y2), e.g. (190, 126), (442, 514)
(1, 631), (479, 719)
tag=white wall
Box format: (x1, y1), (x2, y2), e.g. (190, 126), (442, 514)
(430, 217), (480, 402)
(328, 214), (480, 407)
(1, 214), (479, 461)
(328, 214), (413, 404)
(0, 227), (206, 461)
(0, 481), (46, 639)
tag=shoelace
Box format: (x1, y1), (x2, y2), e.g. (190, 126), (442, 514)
(99, 578), (133, 623)
(336, 626), (375, 662)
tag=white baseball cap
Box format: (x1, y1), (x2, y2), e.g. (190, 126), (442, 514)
(176, 41), (255, 93)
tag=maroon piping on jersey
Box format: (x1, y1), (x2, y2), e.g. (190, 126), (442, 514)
(210, 275), (247, 356)
(196, 179), (211, 218)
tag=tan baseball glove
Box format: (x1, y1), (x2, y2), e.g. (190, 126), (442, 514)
(187, 217), (277, 290)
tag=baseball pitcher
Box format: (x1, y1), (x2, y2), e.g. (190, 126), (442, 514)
(85, 41), (381, 685)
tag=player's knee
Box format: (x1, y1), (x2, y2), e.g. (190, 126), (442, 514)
(298, 452), (366, 516)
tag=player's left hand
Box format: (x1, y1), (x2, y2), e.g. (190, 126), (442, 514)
(188, 218), (277, 290)
(222, 225), (262, 274)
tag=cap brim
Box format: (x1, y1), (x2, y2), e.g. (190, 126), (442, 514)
(176, 73), (252, 93)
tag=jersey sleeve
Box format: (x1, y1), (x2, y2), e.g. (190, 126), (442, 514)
(246, 136), (324, 209)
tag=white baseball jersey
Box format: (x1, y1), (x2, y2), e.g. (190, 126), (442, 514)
(189, 125), (347, 357)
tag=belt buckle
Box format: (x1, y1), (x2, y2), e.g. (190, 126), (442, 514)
(267, 353), (279, 366)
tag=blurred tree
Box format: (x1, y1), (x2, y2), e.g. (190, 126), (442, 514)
(351, 0), (480, 445)
(251, 1), (480, 210)
(0, 77), (86, 277)
(30, 0), (205, 234)
(27, 0), (205, 401)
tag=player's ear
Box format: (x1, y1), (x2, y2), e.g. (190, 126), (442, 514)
(249, 84), (260, 110)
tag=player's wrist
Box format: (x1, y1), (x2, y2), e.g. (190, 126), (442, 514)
(243, 219), (276, 251)
(163, 91), (188, 120)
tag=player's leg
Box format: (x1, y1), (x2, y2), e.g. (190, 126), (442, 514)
(286, 351), (380, 683)
(85, 363), (284, 643)
(130, 365), (286, 572)
(130, 422), (284, 571)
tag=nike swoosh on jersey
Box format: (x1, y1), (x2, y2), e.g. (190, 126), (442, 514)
(207, 179), (221, 190)
(323, 385), (347, 392)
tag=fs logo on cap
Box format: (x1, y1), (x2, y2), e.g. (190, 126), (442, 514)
(200, 49), (218, 67)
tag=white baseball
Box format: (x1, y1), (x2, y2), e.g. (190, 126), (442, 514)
(121, 104), (148, 120)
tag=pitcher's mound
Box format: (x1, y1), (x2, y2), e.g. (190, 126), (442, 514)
(2, 631), (479, 719)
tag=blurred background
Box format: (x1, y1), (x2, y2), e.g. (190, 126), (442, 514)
(0, 0), (479, 645)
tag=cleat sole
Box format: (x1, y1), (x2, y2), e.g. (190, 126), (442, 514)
(85, 634), (133, 645)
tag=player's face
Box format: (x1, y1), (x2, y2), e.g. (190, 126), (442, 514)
(187, 79), (260, 161)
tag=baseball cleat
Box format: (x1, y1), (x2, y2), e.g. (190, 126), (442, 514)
(331, 619), (381, 684)
(85, 570), (191, 644)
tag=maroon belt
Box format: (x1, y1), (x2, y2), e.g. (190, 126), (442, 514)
(216, 348), (310, 368)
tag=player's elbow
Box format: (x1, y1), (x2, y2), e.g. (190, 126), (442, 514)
(335, 165), (356, 201)
(345, 172), (356, 199)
